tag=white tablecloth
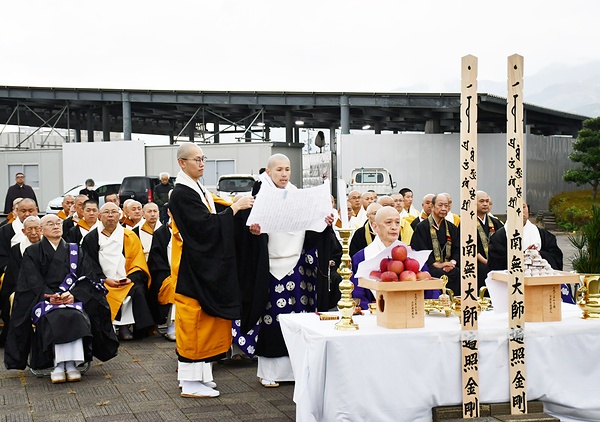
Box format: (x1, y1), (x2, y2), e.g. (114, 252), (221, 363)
(280, 305), (600, 422)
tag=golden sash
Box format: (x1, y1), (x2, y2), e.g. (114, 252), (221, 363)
(428, 214), (451, 263)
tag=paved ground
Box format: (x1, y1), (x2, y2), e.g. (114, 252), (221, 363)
(0, 230), (578, 422)
(0, 338), (296, 422)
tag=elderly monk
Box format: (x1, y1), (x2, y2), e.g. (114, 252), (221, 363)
(133, 202), (161, 261)
(350, 202), (381, 258)
(411, 194), (460, 294)
(350, 206), (402, 309)
(81, 202), (154, 341)
(5, 214), (118, 382)
(0, 216), (43, 346)
(57, 195), (75, 220)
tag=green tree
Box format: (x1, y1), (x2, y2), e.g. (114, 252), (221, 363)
(564, 116), (600, 201)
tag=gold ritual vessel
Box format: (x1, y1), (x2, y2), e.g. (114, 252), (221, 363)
(576, 274), (600, 319)
(424, 277), (492, 318)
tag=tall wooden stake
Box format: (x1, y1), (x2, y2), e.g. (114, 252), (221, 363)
(459, 54), (480, 418)
(506, 54), (527, 415)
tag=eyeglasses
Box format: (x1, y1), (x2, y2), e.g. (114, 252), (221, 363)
(44, 222), (62, 228)
(181, 156), (207, 164)
(101, 210), (120, 215)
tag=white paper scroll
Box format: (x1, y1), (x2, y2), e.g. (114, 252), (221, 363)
(246, 181), (332, 233)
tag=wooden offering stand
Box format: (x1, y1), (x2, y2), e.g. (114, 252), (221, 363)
(358, 278), (445, 328)
(492, 271), (580, 322)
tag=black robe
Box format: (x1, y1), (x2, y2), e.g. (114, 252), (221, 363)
(349, 221), (375, 259)
(0, 223), (16, 276)
(62, 216), (76, 239)
(488, 225), (563, 271)
(4, 238), (118, 370)
(476, 215), (504, 292)
(64, 224), (84, 245)
(169, 184), (240, 320)
(410, 217), (461, 294)
(0, 243), (25, 345)
(3, 184), (37, 214)
(234, 180), (336, 357)
(81, 228), (154, 334)
(147, 223), (171, 324)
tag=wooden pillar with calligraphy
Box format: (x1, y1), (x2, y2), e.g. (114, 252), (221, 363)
(506, 54), (527, 415)
(459, 54), (480, 419)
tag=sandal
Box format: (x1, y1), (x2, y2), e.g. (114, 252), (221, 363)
(260, 378), (280, 388)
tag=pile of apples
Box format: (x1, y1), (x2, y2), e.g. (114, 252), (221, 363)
(369, 245), (432, 282)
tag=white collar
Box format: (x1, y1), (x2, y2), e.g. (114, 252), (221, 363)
(175, 170), (215, 214)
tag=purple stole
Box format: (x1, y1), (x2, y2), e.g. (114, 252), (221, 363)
(31, 243), (106, 325)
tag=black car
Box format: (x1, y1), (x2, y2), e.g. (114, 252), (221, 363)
(118, 176), (175, 205)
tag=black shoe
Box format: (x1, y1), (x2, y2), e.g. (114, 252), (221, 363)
(119, 325), (133, 341)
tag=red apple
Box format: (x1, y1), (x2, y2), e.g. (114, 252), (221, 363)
(369, 270), (382, 280)
(404, 257), (421, 273)
(387, 259), (405, 275)
(416, 271), (432, 280)
(381, 271), (399, 282)
(380, 258), (393, 272)
(391, 245), (407, 262)
(399, 270), (417, 281)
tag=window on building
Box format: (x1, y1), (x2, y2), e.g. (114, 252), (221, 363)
(8, 164), (40, 188)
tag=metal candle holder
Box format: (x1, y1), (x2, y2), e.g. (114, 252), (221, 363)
(334, 227), (359, 331)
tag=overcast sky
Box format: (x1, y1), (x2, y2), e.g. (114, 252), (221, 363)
(2, 0), (599, 93)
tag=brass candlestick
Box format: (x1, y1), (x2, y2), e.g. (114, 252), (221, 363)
(334, 227), (359, 331)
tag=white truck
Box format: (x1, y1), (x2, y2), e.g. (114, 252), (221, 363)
(348, 167), (396, 196)
(216, 174), (258, 202)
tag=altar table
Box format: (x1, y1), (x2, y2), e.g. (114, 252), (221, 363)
(280, 305), (600, 422)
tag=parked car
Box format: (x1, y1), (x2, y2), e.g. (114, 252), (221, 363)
(118, 176), (175, 206)
(46, 181), (121, 214)
(216, 174), (258, 202)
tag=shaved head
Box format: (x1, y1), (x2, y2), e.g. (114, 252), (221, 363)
(267, 153), (290, 170)
(372, 206), (401, 247)
(177, 142), (200, 160)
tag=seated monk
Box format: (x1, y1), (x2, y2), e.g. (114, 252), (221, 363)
(4, 214), (118, 383)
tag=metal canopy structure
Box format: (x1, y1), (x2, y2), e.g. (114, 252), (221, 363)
(0, 86), (589, 144)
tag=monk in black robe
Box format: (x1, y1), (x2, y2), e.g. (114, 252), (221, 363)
(147, 222), (171, 325)
(4, 215), (118, 382)
(488, 202), (563, 271)
(235, 154), (335, 388)
(475, 191), (504, 292)
(0, 216), (43, 346)
(169, 143), (254, 398)
(411, 194), (461, 294)
(349, 203), (380, 258)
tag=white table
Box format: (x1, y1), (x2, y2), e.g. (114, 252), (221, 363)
(280, 305), (600, 422)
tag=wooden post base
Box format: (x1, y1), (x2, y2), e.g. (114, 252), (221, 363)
(432, 401), (558, 421)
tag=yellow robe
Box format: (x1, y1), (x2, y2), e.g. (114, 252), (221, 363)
(211, 192), (233, 208)
(57, 210), (68, 220)
(171, 188), (233, 361)
(400, 218), (415, 244)
(157, 221), (181, 305)
(105, 229), (151, 321)
(175, 293), (232, 361)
